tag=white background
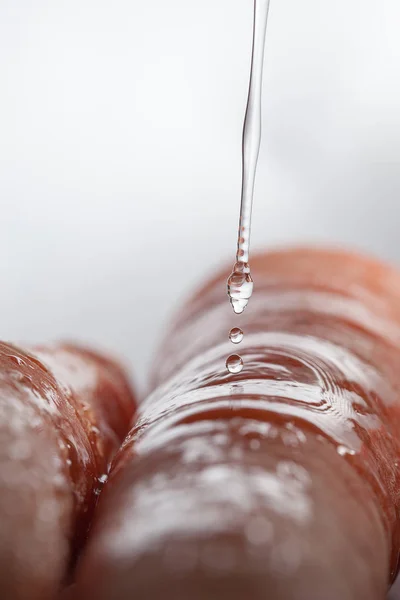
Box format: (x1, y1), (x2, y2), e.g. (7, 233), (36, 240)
(1, 0), (400, 392)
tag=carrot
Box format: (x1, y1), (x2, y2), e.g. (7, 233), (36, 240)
(76, 248), (400, 599)
(0, 342), (135, 599)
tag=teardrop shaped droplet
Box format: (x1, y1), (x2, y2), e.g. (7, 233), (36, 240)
(229, 327), (244, 344)
(227, 262), (254, 314)
(226, 354), (244, 374)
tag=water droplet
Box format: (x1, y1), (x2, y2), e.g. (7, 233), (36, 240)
(227, 262), (254, 314)
(229, 327), (244, 344)
(246, 516), (272, 546)
(8, 355), (25, 367)
(337, 445), (356, 457)
(98, 474), (108, 484)
(226, 354), (244, 374)
(249, 438), (261, 451)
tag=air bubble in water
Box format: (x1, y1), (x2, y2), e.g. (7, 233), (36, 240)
(226, 354), (244, 374)
(229, 327), (244, 344)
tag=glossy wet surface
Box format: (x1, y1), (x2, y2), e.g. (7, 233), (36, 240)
(77, 249), (400, 598)
(0, 342), (135, 599)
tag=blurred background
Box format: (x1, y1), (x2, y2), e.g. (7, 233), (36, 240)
(0, 0), (400, 390)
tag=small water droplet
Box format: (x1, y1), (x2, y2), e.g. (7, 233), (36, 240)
(229, 327), (244, 344)
(246, 516), (272, 546)
(249, 438), (261, 451)
(8, 355), (25, 367)
(337, 445), (356, 457)
(98, 474), (108, 484)
(226, 354), (244, 374)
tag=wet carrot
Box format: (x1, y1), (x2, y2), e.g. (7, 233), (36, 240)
(77, 248), (400, 599)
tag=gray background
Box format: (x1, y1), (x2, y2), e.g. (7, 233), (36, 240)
(1, 0), (399, 391)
